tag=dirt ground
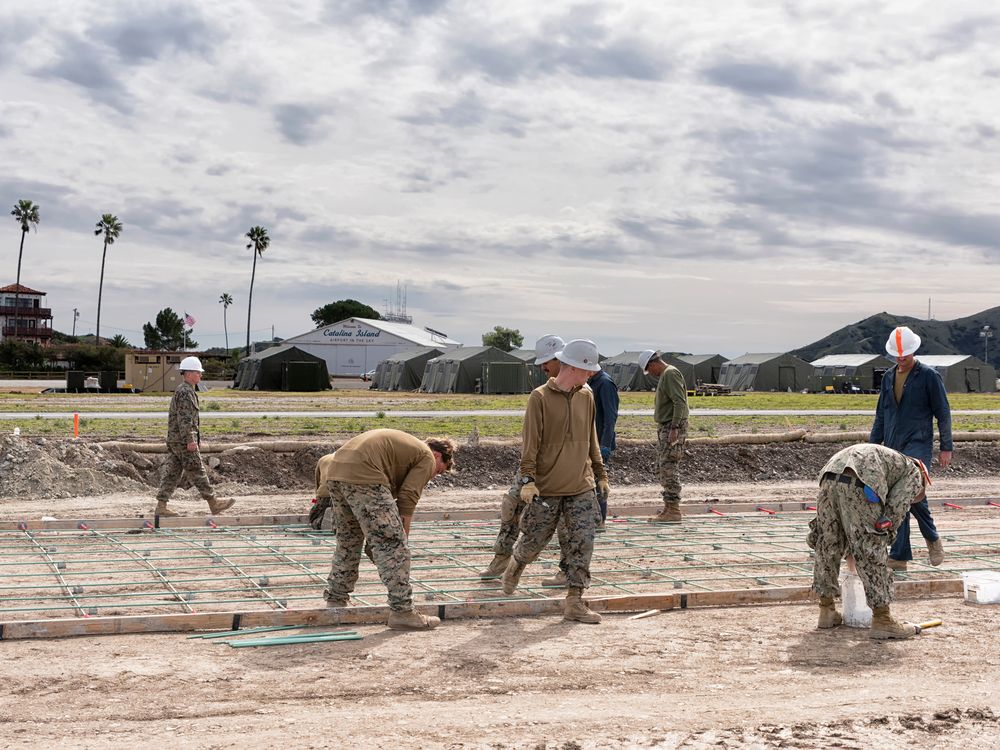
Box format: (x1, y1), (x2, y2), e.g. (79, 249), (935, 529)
(1, 437), (1000, 749)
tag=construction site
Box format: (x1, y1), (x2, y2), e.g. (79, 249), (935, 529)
(0, 424), (999, 749)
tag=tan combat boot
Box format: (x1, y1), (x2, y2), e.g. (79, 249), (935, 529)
(564, 587), (601, 624)
(501, 558), (527, 595)
(208, 497), (236, 515)
(887, 558), (907, 572)
(541, 569), (568, 587)
(324, 595), (349, 608)
(649, 503), (682, 524)
(817, 595), (843, 629)
(154, 501), (179, 518)
(479, 554), (510, 580)
(387, 609), (440, 630)
(869, 606), (917, 640)
(927, 538), (945, 567)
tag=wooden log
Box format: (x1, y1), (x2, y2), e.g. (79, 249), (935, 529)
(803, 432), (869, 443)
(688, 430), (807, 446)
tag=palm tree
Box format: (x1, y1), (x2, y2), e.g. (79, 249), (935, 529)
(10, 200), (40, 342)
(94, 214), (123, 346)
(244, 226), (270, 355)
(219, 292), (233, 350)
(109, 333), (131, 348)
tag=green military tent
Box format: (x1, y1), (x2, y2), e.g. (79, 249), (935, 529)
(604, 350), (687, 391)
(373, 347), (443, 391)
(718, 353), (812, 392)
(915, 355), (997, 393)
(233, 345), (331, 391)
(510, 348), (549, 388)
(677, 354), (727, 386)
(419, 346), (528, 393)
(808, 354), (894, 393)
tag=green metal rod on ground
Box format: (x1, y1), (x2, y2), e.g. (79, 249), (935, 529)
(228, 632), (361, 648)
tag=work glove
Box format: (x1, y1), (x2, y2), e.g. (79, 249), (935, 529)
(501, 491), (519, 523)
(597, 479), (610, 502)
(519, 481), (539, 504)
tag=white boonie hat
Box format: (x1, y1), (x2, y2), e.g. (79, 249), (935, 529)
(885, 326), (921, 357)
(556, 339), (601, 372)
(534, 334), (565, 365)
(179, 356), (205, 373)
(637, 349), (657, 372)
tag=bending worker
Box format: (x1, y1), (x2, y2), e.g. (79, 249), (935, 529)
(808, 442), (930, 640)
(319, 428), (457, 631)
(501, 339), (609, 624)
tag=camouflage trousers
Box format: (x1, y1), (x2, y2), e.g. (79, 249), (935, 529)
(155, 444), (215, 503)
(808, 480), (895, 608)
(324, 481), (412, 611)
(491, 482), (575, 572)
(512, 489), (598, 589)
(657, 420), (688, 504)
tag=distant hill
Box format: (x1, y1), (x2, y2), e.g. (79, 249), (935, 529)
(791, 307), (1000, 367)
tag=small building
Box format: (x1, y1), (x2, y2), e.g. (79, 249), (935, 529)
(125, 351), (186, 392)
(0, 283), (54, 345)
(808, 354), (894, 393)
(419, 346), (527, 393)
(915, 355), (997, 393)
(233, 345), (331, 391)
(373, 347), (443, 391)
(718, 353), (813, 392)
(677, 354), (727, 386)
(282, 318), (460, 377)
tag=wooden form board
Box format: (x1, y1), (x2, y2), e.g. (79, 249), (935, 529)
(0, 578), (964, 641)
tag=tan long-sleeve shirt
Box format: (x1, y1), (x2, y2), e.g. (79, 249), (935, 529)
(317, 429), (435, 516)
(519, 379), (608, 496)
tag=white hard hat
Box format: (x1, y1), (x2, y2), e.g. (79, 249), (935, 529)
(179, 356), (204, 373)
(534, 334), (565, 365)
(556, 339), (601, 372)
(637, 349), (657, 372)
(885, 326), (921, 358)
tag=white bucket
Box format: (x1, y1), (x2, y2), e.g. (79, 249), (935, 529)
(962, 570), (1000, 605)
(839, 571), (872, 627)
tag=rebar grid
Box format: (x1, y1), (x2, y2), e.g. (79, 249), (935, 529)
(1, 510), (999, 621)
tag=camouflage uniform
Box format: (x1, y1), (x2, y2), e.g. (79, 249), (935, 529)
(657, 420), (689, 504)
(808, 444), (925, 608)
(323, 480), (413, 611)
(155, 381), (216, 503)
(492, 479), (527, 557)
(512, 489), (599, 588)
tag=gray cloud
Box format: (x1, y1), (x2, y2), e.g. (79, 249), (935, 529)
(35, 36), (133, 113)
(92, 4), (218, 64)
(445, 8), (671, 82)
(701, 60), (825, 99)
(273, 103), (332, 146)
(322, 0), (449, 26)
(400, 90), (529, 136)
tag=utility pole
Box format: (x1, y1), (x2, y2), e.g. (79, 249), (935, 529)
(72, 308), (79, 337)
(980, 325), (993, 364)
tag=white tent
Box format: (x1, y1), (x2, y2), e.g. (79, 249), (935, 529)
(282, 318), (460, 377)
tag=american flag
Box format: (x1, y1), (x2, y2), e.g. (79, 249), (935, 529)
(184, 312), (196, 327)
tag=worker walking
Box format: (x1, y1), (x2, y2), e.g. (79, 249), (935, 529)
(808, 443), (929, 640)
(154, 356), (235, 517)
(639, 350), (689, 524)
(870, 326), (953, 570)
(501, 339), (609, 624)
(479, 334), (564, 580)
(320, 428), (457, 630)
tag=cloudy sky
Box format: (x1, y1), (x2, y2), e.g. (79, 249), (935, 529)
(2, 0), (999, 357)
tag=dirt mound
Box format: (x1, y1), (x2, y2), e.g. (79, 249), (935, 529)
(6, 436), (1000, 501)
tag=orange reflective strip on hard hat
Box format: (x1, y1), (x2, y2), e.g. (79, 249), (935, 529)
(895, 328), (904, 357)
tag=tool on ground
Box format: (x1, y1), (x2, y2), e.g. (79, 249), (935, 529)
(914, 619), (943, 634)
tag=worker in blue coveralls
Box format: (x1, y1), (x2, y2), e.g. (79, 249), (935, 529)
(588, 363), (619, 528)
(869, 325), (953, 571)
